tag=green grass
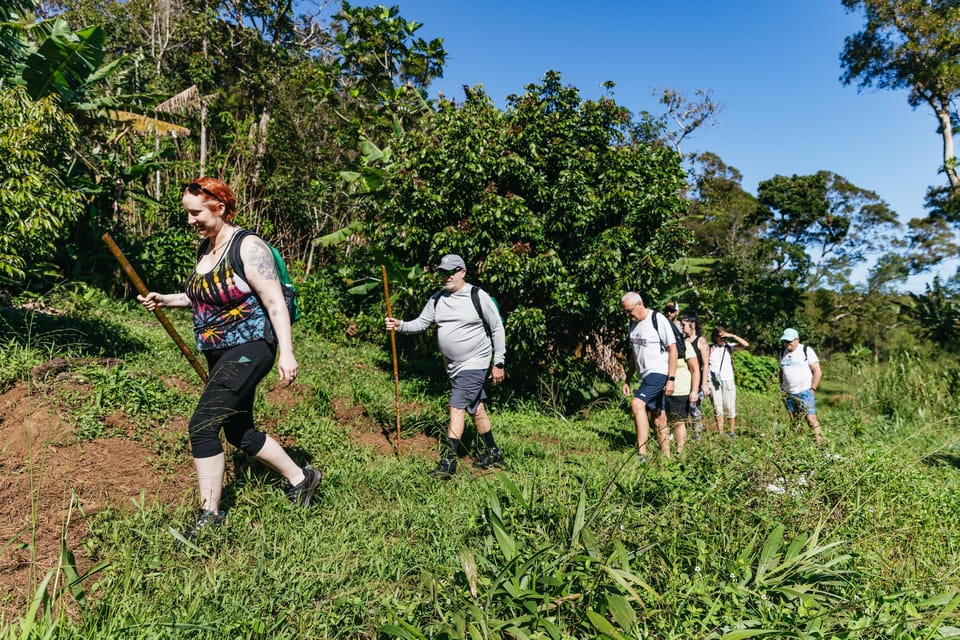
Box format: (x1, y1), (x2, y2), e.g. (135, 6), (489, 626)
(2, 289), (959, 639)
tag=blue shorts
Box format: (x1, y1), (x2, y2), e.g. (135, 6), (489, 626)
(633, 373), (667, 412)
(449, 369), (488, 415)
(784, 389), (817, 415)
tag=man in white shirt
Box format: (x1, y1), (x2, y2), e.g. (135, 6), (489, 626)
(620, 292), (677, 462)
(779, 327), (824, 444)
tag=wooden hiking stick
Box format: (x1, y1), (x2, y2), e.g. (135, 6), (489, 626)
(102, 232), (208, 383)
(382, 264), (402, 456)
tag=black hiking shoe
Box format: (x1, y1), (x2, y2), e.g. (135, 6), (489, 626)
(427, 457), (457, 480)
(472, 447), (505, 470)
(185, 509), (225, 539)
(287, 466), (322, 507)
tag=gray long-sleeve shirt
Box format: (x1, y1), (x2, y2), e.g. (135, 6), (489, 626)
(399, 284), (506, 377)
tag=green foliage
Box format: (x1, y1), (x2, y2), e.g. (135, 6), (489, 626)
(350, 72), (689, 403)
(907, 276), (960, 352)
(0, 86), (83, 283)
(129, 224), (198, 292)
(3, 292), (960, 638)
(732, 350), (779, 393)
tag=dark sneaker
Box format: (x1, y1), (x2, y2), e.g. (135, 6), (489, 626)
(472, 447), (504, 469)
(287, 466), (322, 507)
(185, 508), (225, 539)
(635, 453), (648, 464)
(427, 457), (457, 480)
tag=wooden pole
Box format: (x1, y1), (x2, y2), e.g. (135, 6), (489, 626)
(382, 264), (402, 456)
(102, 233), (208, 383)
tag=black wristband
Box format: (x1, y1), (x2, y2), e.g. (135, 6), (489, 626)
(667, 376), (676, 381)
(494, 363), (504, 368)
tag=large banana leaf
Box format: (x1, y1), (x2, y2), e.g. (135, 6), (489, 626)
(21, 19), (106, 102)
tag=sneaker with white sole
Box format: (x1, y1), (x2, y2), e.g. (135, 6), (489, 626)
(185, 508), (225, 539)
(287, 466), (322, 507)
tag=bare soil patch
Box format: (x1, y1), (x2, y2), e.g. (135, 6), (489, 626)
(0, 381), (193, 618)
(0, 368), (447, 619)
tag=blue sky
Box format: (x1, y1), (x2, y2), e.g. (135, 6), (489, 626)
(385, 1), (949, 290)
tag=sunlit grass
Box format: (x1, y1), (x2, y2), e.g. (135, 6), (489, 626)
(1, 291), (958, 638)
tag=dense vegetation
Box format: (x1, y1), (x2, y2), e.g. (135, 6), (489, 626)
(1, 289), (959, 638)
(3, 0), (960, 634)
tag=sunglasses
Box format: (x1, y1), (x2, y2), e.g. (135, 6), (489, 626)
(183, 182), (224, 203)
(437, 268), (462, 277)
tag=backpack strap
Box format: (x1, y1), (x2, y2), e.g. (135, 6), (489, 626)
(471, 285), (492, 338)
(226, 228), (256, 281)
(650, 311), (666, 353)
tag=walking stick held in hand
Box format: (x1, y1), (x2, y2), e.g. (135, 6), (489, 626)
(382, 264), (402, 456)
(102, 233), (208, 383)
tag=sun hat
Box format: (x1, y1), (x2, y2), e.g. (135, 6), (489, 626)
(780, 328), (799, 342)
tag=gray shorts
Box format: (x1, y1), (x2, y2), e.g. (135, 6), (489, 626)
(449, 369), (488, 415)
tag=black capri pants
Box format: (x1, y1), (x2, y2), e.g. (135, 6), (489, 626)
(189, 339), (276, 459)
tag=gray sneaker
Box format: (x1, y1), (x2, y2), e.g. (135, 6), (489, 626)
(185, 508), (225, 539)
(427, 457), (457, 480)
(287, 466), (322, 507)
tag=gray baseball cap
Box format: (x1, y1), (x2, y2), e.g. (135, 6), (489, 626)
(436, 254), (466, 271)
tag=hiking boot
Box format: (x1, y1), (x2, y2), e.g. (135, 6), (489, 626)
(635, 453), (648, 464)
(427, 457), (457, 480)
(185, 508), (225, 539)
(472, 447), (505, 470)
(287, 466), (322, 507)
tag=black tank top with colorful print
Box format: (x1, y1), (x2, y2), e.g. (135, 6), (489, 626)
(185, 234), (268, 351)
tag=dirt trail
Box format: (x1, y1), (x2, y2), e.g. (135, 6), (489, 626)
(0, 369), (439, 620)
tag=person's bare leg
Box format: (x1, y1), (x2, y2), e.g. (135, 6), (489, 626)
(473, 402), (491, 435)
(806, 413), (823, 444)
(674, 421), (688, 454)
(448, 407), (468, 441)
(631, 398), (651, 456)
(253, 436), (305, 486)
(654, 410), (670, 457)
(727, 416), (736, 435)
(194, 453), (225, 512)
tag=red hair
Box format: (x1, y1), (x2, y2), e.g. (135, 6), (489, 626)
(183, 177), (237, 219)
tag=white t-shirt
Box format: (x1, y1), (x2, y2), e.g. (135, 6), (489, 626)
(780, 343), (819, 393)
(628, 311), (674, 379)
(708, 344), (735, 385)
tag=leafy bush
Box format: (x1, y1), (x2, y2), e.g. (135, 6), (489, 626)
(733, 350), (779, 393)
(347, 72), (689, 407)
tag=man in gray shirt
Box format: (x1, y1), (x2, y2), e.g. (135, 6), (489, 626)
(385, 254), (506, 479)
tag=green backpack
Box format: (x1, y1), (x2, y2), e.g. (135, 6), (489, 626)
(200, 229), (300, 323)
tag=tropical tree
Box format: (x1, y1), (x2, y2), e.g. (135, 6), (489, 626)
(755, 171), (899, 289)
(345, 72), (689, 404)
(0, 86), (83, 283)
(840, 0), (960, 215)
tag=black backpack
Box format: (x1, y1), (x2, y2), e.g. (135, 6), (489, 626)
(650, 310), (686, 360)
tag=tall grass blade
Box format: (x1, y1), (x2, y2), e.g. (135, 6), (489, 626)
(570, 485), (586, 549)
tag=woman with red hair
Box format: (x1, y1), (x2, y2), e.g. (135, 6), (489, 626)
(138, 177), (320, 536)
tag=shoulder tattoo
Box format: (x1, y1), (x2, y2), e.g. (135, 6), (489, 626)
(250, 240), (278, 280)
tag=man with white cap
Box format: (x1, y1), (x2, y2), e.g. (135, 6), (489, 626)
(385, 254), (507, 479)
(779, 327), (824, 444)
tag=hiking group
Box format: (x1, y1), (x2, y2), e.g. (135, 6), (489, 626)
(136, 178), (825, 533)
(620, 292), (824, 462)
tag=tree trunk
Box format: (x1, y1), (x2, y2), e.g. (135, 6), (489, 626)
(934, 98), (960, 189)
